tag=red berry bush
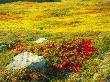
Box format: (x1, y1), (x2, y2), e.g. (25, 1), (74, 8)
(39, 39), (98, 73)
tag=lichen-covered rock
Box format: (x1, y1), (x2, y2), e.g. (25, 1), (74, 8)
(6, 52), (45, 71)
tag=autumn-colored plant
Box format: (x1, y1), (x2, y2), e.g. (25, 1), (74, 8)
(39, 39), (98, 73)
(11, 44), (37, 53)
(11, 44), (26, 53)
(29, 71), (43, 80)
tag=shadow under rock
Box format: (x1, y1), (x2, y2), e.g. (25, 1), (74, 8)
(25, 61), (71, 82)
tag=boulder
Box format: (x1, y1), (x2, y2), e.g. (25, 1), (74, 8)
(6, 52), (45, 71)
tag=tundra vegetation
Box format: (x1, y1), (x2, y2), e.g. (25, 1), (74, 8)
(0, 0), (110, 82)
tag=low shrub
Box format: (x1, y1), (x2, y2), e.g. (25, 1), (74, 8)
(39, 39), (98, 73)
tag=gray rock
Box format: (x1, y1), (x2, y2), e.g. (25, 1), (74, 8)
(6, 52), (45, 71)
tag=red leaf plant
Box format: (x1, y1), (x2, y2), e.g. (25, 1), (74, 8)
(11, 44), (37, 53)
(39, 39), (98, 73)
(11, 45), (26, 53)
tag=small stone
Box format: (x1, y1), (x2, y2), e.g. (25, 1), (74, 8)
(35, 38), (47, 43)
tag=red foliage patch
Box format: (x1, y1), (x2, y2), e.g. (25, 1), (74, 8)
(39, 39), (98, 73)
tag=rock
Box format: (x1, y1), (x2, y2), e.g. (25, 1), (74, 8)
(6, 52), (45, 71)
(35, 38), (47, 43)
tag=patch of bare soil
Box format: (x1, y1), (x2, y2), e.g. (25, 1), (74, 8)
(96, 1), (110, 6)
(80, 9), (110, 15)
